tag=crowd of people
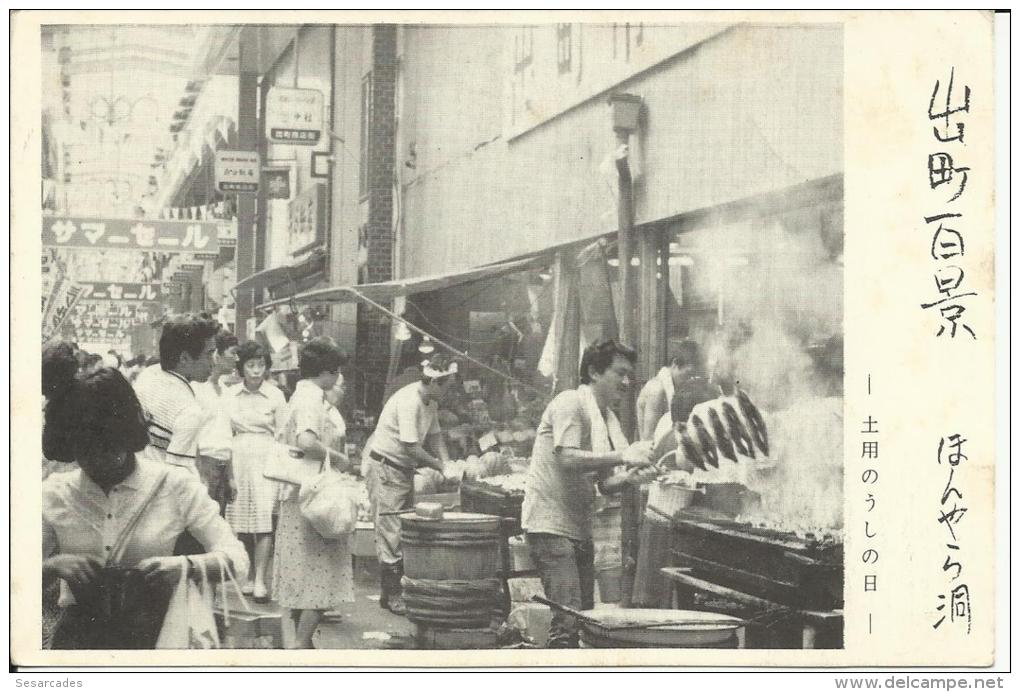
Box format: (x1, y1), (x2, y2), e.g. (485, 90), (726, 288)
(42, 309), (731, 651)
(41, 313), (355, 650)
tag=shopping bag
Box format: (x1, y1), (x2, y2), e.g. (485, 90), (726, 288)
(155, 557), (220, 649)
(298, 457), (358, 540)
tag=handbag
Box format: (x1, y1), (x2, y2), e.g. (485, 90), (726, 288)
(298, 455), (358, 540)
(156, 553), (252, 649)
(262, 442), (321, 485)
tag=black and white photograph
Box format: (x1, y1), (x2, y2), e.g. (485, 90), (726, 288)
(12, 10), (1002, 672)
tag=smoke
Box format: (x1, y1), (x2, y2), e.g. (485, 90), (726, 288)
(680, 205), (844, 532)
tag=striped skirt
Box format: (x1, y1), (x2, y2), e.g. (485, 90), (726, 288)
(225, 433), (279, 534)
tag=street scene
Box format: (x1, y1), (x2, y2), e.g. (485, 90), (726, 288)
(38, 21), (846, 652)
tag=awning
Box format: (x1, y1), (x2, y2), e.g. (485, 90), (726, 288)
(234, 250), (326, 295)
(257, 254), (549, 310)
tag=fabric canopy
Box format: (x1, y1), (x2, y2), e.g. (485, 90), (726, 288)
(256, 255), (548, 310)
(234, 250), (326, 295)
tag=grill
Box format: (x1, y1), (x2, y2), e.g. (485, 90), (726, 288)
(672, 508), (843, 612)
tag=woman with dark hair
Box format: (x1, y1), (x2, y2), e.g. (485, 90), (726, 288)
(222, 340), (286, 602)
(273, 337), (353, 648)
(41, 343), (247, 649)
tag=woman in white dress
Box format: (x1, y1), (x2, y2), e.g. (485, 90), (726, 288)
(223, 340), (287, 603)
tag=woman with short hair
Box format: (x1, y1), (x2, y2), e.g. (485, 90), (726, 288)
(273, 337), (354, 648)
(41, 343), (247, 649)
(222, 340), (286, 603)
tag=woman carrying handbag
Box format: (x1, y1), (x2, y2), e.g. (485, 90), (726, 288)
(41, 343), (249, 649)
(272, 338), (355, 649)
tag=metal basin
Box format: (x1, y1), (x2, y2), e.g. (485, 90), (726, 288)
(578, 608), (743, 648)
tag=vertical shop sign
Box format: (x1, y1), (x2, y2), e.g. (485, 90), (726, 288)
(287, 183), (326, 256)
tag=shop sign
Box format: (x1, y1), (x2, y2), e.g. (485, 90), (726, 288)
(215, 150), (260, 193)
(287, 183), (326, 256)
(263, 168), (291, 199)
(79, 282), (161, 302)
(42, 216), (222, 253)
(266, 87), (323, 145)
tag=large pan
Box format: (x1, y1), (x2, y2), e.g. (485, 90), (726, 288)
(531, 596), (744, 648)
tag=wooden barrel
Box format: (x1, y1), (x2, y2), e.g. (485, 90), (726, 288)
(401, 577), (503, 629)
(401, 511), (502, 580)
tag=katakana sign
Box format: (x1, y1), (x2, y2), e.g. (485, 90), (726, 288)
(266, 87), (323, 145)
(42, 217), (223, 253)
(215, 150), (260, 193)
(79, 282), (162, 302)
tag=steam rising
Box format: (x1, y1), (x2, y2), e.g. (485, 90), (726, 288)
(679, 205), (843, 532)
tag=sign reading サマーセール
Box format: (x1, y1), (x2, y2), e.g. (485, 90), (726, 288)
(266, 87), (323, 144)
(215, 150), (260, 192)
(42, 217), (224, 253)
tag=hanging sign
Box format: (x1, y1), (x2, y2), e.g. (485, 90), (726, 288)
(215, 150), (260, 193)
(42, 217), (222, 253)
(266, 87), (323, 144)
(263, 167), (292, 199)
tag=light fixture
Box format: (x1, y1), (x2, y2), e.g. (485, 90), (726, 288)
(608, 93), (643, 135)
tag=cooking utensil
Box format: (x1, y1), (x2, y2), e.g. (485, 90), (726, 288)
(530, 596), (744, 630)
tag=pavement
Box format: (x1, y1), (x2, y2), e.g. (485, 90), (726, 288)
(216, 557), (419, 650)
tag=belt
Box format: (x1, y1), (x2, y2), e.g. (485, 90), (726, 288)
(369, 450), (415, 477)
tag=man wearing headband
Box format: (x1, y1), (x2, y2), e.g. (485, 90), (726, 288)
(365, 353), (457, 615)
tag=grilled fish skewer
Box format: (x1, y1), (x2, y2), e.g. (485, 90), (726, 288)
(679, 431), (707, 471)
(708, 408), (738, 463)
(691, 415), (719, 468)
(721, 401), (755, 459)
(737, 389), (769, 457)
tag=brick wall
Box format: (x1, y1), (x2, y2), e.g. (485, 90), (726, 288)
(355, 24), (398, 413)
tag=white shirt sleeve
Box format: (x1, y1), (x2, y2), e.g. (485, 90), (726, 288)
(167, 402), (213, 464)
(171, 468), (249, 580)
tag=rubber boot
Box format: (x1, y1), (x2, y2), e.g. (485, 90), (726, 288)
(378, 563), (391, 610)
(382, 562), (407, 616)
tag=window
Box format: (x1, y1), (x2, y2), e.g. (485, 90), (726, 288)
(513, 27), (534, 73)
(359, 72), (373, 200)
(556, 24), (572, 74)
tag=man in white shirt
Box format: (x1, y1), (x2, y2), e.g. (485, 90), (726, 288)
(134, 313), (220, 473)
(521, 340), (655, 648)
(366, 354), (456, 615)
(193, 329), (240, 514)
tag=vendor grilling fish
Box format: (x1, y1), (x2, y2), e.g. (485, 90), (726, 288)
(521, 339), (657, 648)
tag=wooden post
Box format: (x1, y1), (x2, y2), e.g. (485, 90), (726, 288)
(556, 255), (582, 392)
(614, 132), (640, 608)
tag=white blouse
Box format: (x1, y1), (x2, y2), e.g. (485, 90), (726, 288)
(43, 459), (249, 606)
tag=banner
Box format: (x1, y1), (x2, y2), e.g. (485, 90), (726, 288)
(42, 216), (226, 253)
(78, 282), (162, 301)
(44, 282), (86, 340)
